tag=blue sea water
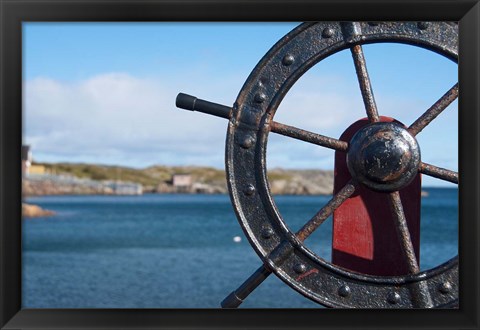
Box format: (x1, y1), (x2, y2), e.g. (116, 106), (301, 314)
(22, 188), (458, 308)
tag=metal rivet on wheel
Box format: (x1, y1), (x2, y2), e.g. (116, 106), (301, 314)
(240, 136), (255, 149)
(417, 22), (429, 30)
(282, 54), (295, 66)
(438, 281), (452, 294)
(293, 263), (307, 274)
(322, 27), (334, 38)
(244, 184), (255, 196)
(261, 227), (274, 239)
(338, 285), (351, 297)
(254, 93), (266, 104)
(387, 292), (401, 304)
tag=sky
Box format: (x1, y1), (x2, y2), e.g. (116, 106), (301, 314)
(23, 22), (458, 187)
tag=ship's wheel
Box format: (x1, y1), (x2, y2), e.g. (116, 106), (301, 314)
(176, 22), (458, 308)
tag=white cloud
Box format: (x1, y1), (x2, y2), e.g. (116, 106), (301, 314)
(24, 73), (233, 167)
(24, 72), (358, 168)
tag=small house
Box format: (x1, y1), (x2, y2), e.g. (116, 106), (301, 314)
(172, 174), (192, 192)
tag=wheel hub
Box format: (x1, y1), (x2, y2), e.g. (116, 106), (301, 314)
(347, 122), (421, 192)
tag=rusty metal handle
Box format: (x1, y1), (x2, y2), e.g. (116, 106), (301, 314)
(221, 265), (272, 308)
(176, 93), (231, 119)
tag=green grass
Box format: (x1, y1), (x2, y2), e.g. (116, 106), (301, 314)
(37, 162), (162, 186)
(35, 162), (228, 187)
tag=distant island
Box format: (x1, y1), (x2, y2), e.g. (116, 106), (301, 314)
(23, 162), (334, 196)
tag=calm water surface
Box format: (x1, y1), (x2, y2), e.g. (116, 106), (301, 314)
(23, 188), (458, 308)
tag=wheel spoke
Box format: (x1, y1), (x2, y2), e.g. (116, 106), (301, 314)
(419, 162), (458, 184)
(221, 264), (272, 308)
(270, 121), (348, 152)
(222, 181), (356, 308)
(408, 83), (459, 136)
(387, 192), (434, 308)
(387, 191), (420, 275)
(350, 44), (380, 123)
(296, 181), (356, 241)
(176, 94), (350, 153)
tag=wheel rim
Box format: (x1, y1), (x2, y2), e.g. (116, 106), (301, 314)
(226, 22), (458, 308)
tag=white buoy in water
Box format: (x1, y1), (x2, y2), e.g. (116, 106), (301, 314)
(233, 236), (242, 243)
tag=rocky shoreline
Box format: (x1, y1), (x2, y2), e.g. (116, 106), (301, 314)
(23, 179), (116, 196)
(23, 167), (335, 196)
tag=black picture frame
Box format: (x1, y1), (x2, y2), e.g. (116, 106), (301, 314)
(1, 0), (479, 329)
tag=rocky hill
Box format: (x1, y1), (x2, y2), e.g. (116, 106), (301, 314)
(267, 168), (334, 195)
(24, 162), (334, 196)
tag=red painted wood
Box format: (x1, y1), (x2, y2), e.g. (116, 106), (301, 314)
(332, 117), (421, 276)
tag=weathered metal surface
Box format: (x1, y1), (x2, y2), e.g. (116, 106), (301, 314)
(221, 264), (271, 308)
(222, 181), (356, 308)
(296, 181), (356, 241)
(419, 161), (458, 184)
(332, 117), (422, 278)
(176, 21), (459, 308)
(176, 94), (349, 151)
(387, 191), (434, 308)
(350, 43), (380, 123)
(270, 121), (348, 151)
(388, 191), (420, 275)
(225, 21), (458, 308)
(408, 83), (459, 136)
(347, 122), (420, 192)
